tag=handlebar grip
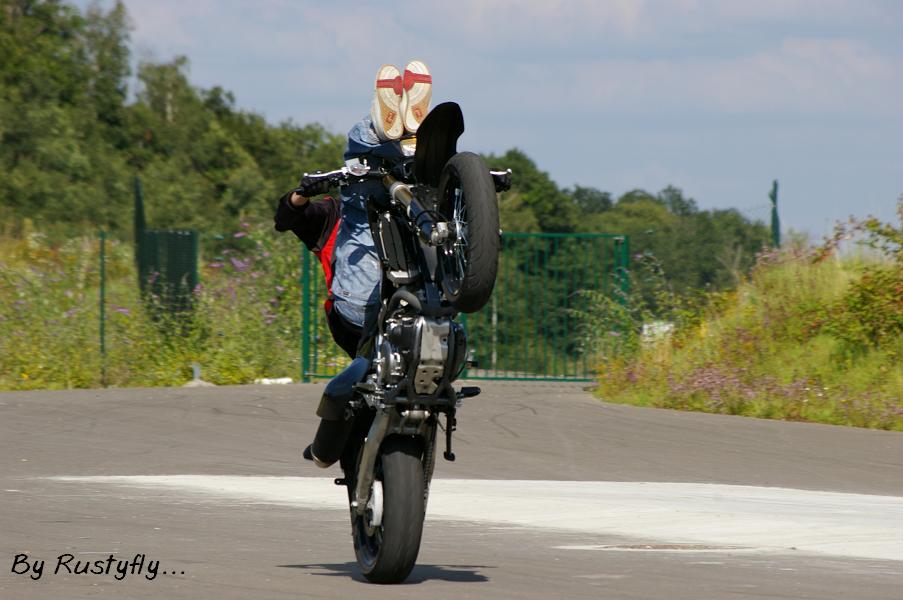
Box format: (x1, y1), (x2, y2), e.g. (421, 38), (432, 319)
(297, 169), (347, 197)
(490, 169), (512, 192)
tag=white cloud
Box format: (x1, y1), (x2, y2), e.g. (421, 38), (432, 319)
(406, 0), (645, 39)
(397, 0), (897, 50)
(682, 0), (889, 24)
(453, 37), (901, 117)
(74, 0), (899, 125)
(124, 0), (219, 48)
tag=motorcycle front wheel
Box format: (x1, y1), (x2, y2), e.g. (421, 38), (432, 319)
(437, 151), (500, 314)
(352, 435), (425, 584)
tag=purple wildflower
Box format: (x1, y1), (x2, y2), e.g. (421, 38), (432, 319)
(233, 231), (247, 238)
(230, 257), (249, 271)
(113, 306), (131, 316)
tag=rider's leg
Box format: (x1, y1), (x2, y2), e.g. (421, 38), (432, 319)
(305, 356), (370, 468)
(304, 305), (369, 467)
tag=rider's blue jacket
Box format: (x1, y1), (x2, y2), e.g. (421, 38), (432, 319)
(275, 116), (405, 328)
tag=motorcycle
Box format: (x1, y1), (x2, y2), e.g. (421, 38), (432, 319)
(297, 102), (510, 583)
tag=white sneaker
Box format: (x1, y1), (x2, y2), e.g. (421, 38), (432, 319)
(370, 64), (403, 141)
(401, 60), (432, 134)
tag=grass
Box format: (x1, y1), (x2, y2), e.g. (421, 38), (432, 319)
(0, 221), (319, 390)
(592, 243), (903, 431)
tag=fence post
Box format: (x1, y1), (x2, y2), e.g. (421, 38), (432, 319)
(99, 230), (107, 387)
(620, 234), (631, 298)
(300, 247), (311, 383)
(769, 180), (781, 248)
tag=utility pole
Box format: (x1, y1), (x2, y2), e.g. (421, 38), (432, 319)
(769, 180), (781, 248)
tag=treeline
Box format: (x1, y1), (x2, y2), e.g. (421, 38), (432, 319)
(0, 0), (344, 235)
(486, 147), (770, 292)
(1, 0), (769, 294)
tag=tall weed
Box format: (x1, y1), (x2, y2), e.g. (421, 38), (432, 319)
(0, 221), (305, 389)
(590, 199), (903, 430)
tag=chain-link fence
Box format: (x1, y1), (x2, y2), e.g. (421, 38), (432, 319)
(11, 230), (625, 388)
(300, 232), (630, 382)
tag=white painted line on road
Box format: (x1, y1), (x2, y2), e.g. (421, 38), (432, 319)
(48, 476), (903, 562)
(553, 545), (758, 553)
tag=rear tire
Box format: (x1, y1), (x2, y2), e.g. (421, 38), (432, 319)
(352, 436), (425, 584)
(437, 152), (500, 313)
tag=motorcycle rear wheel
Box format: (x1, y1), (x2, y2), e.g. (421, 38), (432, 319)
(437, 152), (500, 314)
(352, 435), (425, 584)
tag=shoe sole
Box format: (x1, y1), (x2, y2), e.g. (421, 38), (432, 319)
(402, 60), (431, 134)
(371, 64), (403, 141)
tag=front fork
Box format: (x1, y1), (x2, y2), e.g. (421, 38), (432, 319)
(351, 407), (451, 516)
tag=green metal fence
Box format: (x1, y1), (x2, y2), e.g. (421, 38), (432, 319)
(299, 232), (629, 382)
(133, 176), (199, 314)
(136, 229), (199, 312)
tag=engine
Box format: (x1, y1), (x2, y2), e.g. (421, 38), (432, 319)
(375, 314), (466, 396)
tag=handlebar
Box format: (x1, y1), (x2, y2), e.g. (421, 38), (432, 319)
(298, 165), (513, 195)
(294, 163), (512, 245)
(291, 166), (374, 197)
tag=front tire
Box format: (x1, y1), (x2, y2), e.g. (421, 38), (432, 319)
(437, 152), (500, 313)
(352, 436), (425, 584)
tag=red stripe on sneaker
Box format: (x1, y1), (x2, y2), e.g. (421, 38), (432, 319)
(376, 77), (403, 96)
(403, 70), (432, 91)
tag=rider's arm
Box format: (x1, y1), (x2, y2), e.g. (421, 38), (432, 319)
(274, 192), (340, 252)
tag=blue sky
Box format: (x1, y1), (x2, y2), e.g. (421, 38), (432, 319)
(79, 0), (902, 236)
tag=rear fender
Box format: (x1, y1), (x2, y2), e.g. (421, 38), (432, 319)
(413, 102), (464, 188)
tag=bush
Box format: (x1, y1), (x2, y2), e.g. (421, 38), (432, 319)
(0, 221), (308, 390)
(590, 199), (903, 431)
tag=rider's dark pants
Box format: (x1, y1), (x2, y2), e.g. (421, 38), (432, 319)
(326, 306), (362, 359)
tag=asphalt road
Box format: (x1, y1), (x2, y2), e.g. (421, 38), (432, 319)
(1, 382), (901, 599)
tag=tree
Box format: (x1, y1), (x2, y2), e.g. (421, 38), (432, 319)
(658, 185), (697, 216)
(569, 185), (612, 214)
(484, 148), (576, 233)
(81, 0), (131, 131)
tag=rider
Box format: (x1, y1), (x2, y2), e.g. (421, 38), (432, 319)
(273, 61), (432, 465)
(274, 60), (432, 357)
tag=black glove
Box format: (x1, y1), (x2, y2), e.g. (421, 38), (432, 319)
(296, 175), (331, 198)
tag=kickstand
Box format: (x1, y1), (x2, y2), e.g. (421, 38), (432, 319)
(443, 409), (456, 461)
